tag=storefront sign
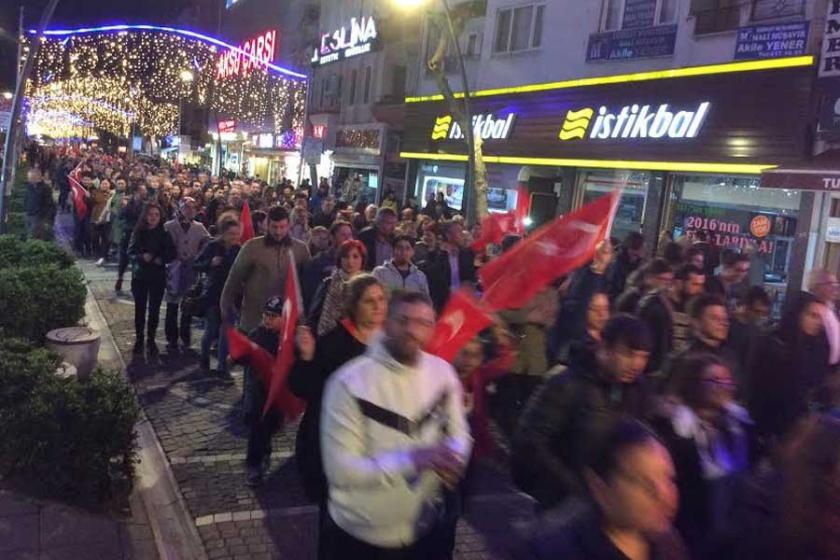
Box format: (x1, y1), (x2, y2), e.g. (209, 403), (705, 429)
(431, 113), (516, 141)
(559, 102), (710, 141)
(826, 217), (840, 243)
(311, 16), (378, 66)
(312, 124), (327, 139)
(676, 204), (793, 254)
(820, 86), (840, 131)
(217, 30), (278, 78)
(218, 120), (236, 133)
(761, 167), (840, 190)
(404, 59), (813, 169)
(587, 24), (677, 62)
(820, 0), (840, 77)
(734, 21), (809, 60)
(622, 0), (657, 29)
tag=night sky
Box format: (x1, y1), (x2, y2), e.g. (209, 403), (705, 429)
(0, 0), (197, 90)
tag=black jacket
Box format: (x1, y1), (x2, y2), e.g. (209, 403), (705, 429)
(194, 239), (240, 307)
(128, 226), (176, 278)
(518, 501), (689, 560)
(660, 336), (740, 393)
(288, 321), (367, 502)
(606, 250), (640, 302)
(552, 266), (607, 363)
(301, 249), (335, 309)
(419, 247), (477, 312)
(24, 181), (55, 219)
(356, 226), (386, 271)
(638, 290), (673, 373)
(120, 198), (144, 231)
(511, 365), (653, 509)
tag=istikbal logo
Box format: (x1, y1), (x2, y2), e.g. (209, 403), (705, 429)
(559, 101), (711, 141)
(432, 115), (453, 140)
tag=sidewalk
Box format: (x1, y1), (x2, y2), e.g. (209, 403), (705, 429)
(61, 214), (536, 559)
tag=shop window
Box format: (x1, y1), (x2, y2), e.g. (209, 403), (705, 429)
(668, 174), (800, 286)
(751, 0), (805, 21)
(580, 169), (651, 243)
(493, 3), (545, 53)
(349, 69), (358, 105)
(690, 0), (741, 35)
(363, 66), (372, 104)
(601, 0), (680, 31)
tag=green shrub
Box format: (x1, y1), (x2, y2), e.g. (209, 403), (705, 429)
(0, 339), (139, 502)
(6, 212), (26, 238)
(0, 263), (86, 342)
(0, 235), (73, 268)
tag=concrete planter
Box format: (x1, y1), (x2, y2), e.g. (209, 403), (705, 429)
(46, 326), (101, 381)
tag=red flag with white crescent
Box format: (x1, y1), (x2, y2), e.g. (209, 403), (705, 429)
(425, 288), (495, 363)
(239, 199), (255, 243)
(480, 190), (620, 311)
(68, 175), (89, 220)
(262, 251), (306, 419)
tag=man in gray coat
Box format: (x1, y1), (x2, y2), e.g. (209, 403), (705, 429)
(372, 235), (430, 295)
(221, 205), (310, 333)
(164, 197), (209, 352)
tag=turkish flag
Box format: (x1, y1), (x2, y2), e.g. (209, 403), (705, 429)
(227, 327), (275, 387)
(514, 184), (530, 230)
(262, 252), (306, 419)
(470, 211), (519, 252)
(480, 190), (619, 311)
(425, 289), (495, 362)
(239, 199), (255, 243)
(68, 175), (89, 220)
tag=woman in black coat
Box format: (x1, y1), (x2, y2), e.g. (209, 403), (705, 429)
(748, 291), (831, 442)
(128, 202), (176, 356)
(289, 274), (387, 504)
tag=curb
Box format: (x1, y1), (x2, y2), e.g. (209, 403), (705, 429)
(84, 280), (209, 560)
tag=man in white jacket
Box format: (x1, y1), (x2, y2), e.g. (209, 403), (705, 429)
(320, 290), (472, 559)
(372, 234), (430, 296)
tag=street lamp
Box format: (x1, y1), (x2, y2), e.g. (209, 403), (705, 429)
(394, 0), (480, 222)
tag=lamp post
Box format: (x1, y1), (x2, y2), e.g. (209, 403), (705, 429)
(394, 0), (486, 224)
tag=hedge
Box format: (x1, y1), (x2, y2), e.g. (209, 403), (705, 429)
(0, 235), (74, 269)
(0, 339), (139, 502)
(0, 263), (86, 342)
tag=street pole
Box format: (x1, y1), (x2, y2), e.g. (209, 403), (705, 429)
(440, 0), (476, 224)
(8, 6), (24, 195)
(0, 0), (60, 234)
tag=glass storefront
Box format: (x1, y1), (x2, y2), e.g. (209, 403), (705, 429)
(579, 169), (651, 243)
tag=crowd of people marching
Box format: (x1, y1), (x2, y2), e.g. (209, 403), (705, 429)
(22, 143), (840, 560)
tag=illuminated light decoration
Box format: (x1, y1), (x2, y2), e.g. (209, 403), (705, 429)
(311, 16), (378, 66)
(312, 124), (326, 138)
(398, 152), (777, 175)
(217, 30), (278, 79)
(218, 120), (236, 132)
(404, 55), (814, 103)
(24, 24), (307, 139)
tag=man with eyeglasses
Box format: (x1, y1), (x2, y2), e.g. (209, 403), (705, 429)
(807, 269), (840, 366)
(319, 290), (471, 559)
(706, 249), (751, 313)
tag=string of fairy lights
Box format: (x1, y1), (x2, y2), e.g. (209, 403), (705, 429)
(23, 27), (306, 139)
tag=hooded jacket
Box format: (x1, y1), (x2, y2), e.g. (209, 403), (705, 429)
(320, 336), (472, 547)
(372, 260), (430, 295)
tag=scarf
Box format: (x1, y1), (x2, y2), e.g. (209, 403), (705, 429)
(317, 269), (351, 336)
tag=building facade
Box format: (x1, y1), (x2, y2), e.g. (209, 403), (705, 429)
(405, 0), (834, 297)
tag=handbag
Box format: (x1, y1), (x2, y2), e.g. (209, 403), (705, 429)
(181, 274), (208, 317)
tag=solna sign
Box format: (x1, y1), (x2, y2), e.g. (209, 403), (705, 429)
(311, 16), (378, 66)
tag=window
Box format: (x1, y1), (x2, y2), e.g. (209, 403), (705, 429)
(751, 0), (805, 21)
(602, 0), (680, 30)
(363, 66), (371, 104)
(466, 32), (483, 57)
(690, 0), (741, 34)
(391, 65), (406, 99)
(349, 69), (357, 105)
(493, 4), (545, 53)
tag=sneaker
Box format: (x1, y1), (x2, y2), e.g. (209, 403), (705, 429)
(114, 279), (123, 293)
(96, 258), (105, 266)
(132, 339), (144, 355)
(147, 341), (159, 356)
(245, 466), (263, 487)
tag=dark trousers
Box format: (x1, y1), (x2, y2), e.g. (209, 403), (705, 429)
(74, 214), (91, 255)
(200, 305), (229, 372)
(320, 513), (451, 560)
(243, 369), (281, 468)
(165, 302), (192, 346)
(495, 374), (544, 439)
(132, 274), (165, 341)
(92, 222), (111, 260)
(117, 234), (131, 280)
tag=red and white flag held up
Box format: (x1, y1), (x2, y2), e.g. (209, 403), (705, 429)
(425, 288), (495, 363)
(479, 190), (620, 311)
(239, 199), (255, 244)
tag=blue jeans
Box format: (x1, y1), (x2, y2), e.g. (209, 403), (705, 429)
(201, 305), (229, 372)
